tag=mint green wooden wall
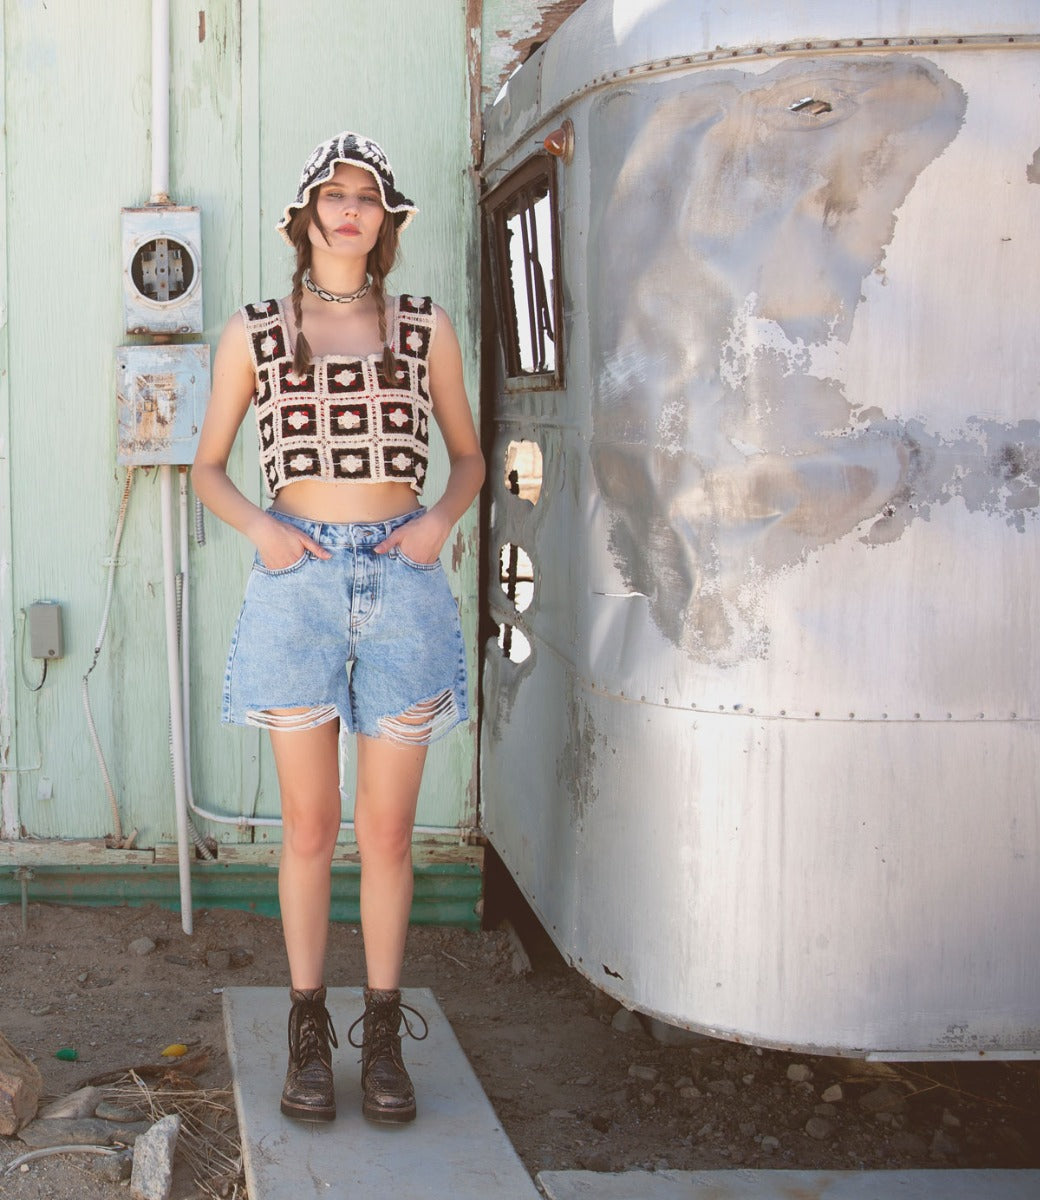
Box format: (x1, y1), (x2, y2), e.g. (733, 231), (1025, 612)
(0, 0), (481, 851)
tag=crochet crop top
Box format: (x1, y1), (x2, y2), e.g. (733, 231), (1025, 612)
(240, 294), (436, 498)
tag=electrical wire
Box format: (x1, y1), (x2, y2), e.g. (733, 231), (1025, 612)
(81, 467), (138, 848)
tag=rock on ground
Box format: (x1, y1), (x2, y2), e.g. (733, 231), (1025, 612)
(0, 1032), (44, 1135)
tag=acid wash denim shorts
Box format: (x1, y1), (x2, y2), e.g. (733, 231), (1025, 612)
(222, 508), (468, 744)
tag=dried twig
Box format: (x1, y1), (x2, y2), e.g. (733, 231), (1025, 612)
(440, 949), (471, 969)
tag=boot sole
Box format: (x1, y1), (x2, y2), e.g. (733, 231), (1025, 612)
(281, 1098), (336, 1122)
(362, 1096), (416, 1124)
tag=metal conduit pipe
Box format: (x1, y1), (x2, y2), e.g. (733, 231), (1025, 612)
(176, 471), (215, 860)
(149, 0), (195, 931)
(161, 467), (193, 934)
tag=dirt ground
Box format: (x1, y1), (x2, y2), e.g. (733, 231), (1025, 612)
(1, 900), (1038, 1199)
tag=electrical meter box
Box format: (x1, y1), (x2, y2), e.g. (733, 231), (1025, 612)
(122, 206), (203, 334)
(115, 344), (210, 465)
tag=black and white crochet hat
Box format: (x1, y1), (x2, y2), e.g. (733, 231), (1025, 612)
(277, 131), (418, 245)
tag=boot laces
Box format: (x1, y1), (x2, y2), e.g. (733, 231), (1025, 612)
(289, 997), (339, 1063)
(347, 998), (429, 1052)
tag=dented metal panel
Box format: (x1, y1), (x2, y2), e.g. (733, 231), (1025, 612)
(480, 0), (1040, 1055)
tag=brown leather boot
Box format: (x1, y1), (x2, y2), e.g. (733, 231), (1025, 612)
(280, 985), (338, 1121)
(348, 987), (428, 1123)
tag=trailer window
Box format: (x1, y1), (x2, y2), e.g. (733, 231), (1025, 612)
(485, 157), (563, 387)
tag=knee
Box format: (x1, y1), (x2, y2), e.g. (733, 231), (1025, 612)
(355, 811), (414, 864)
(281, 800), (340, 861)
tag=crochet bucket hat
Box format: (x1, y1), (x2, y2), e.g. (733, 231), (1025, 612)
(276, 131), (418, 245)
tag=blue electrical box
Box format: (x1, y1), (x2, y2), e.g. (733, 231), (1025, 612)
(115, 343), (210, 466)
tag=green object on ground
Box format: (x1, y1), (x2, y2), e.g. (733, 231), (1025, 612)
(54, 1047), (78, 1061)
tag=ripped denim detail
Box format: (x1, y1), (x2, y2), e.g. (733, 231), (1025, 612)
(376, 690), (460, 746)
(244, 703), (339, 731)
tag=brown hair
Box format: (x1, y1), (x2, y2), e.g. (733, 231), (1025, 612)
(285, 195), (401, 379)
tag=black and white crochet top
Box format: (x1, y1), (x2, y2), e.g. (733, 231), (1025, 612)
(240, 294), (436, 498)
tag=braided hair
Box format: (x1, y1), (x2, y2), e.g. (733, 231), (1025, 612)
(286, 197), (401, 380)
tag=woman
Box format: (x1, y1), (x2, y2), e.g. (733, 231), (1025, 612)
(192, 132), (484, 1125)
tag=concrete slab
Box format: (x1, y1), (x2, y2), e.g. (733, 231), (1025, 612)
(536, 1168), (1040, 1199)
(224, 986), (540, 1199)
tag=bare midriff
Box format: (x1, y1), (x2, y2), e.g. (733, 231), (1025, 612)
(271, 479), (421, 524)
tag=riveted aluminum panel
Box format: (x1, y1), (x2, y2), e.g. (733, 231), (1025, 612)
(480, 0), (1040, 1055)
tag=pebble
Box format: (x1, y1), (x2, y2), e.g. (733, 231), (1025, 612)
(628, 1065), (659, 1083)
(821, 1083), (843, 1103)
(889, 1130), (928, 1156)
(859, 1084), (907, 1115)
(706, 1078), (737, 1097)
(128, 937), (157, 957)
(805, 1116), (833, 1140)
(679, 1085), (702, 1100)
(942, 1108), (961, 1128)
(761, 1135), (780, 1152)
(130, 1114), (181, 1200)
(93, 1147), (133, 1183)
(787, 1063), (813, 1083)
(931, 1128), (959, 1158)
(644, 1017), (712, 1047)
(572, 1074), (594, 1087)
(674, 1075), (693, 1089)
(611, 1008), (645, 1035)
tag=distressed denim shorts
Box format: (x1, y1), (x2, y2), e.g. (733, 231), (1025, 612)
(222, 508), (468, 743)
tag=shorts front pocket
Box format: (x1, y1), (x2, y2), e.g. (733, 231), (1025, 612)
(392, 548), (441, 572)
(252, 550), (311, 576)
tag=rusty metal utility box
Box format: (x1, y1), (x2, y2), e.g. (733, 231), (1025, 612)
(115, 344), (209, 466)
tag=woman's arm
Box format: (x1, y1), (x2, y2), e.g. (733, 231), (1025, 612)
(192, 313), (329, 568)
(376, 305), (485, 562)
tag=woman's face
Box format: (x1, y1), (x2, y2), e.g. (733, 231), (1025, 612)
(309, 162), (386, 257)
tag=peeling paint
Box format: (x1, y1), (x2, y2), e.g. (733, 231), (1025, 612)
(583, 56), (1022, 663)
(558, 689), (601, 832)
(480, 0), (583, 107)
(451, 526), (466, 573)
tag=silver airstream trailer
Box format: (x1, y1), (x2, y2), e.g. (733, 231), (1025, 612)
(479, 0), (1040, 1057)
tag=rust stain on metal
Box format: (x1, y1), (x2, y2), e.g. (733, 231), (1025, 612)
(466, 0), (483, 167)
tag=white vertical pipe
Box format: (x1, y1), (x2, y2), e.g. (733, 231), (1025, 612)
(152, 0), (190, 929)
(162, 467), (193, 934)
(150, 0), (171, 203)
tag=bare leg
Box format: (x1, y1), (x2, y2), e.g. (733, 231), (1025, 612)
(353, 734), (427, 989)
(269, 715), (343, 989)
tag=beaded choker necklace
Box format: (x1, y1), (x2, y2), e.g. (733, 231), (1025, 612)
(303, 269), (371, 304)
